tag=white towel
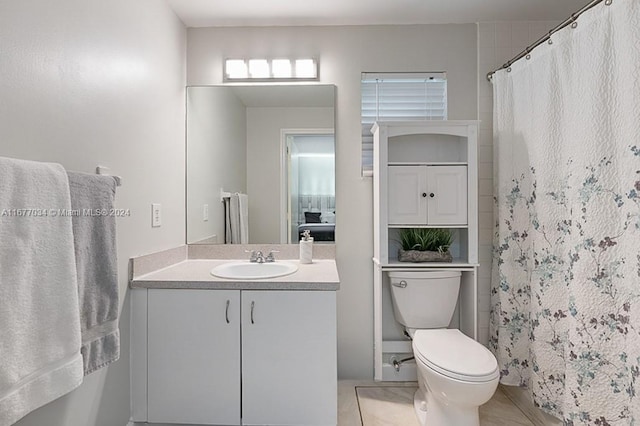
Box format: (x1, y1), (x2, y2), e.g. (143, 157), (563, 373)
(226, 193), (249, 244)
(0, 157), (83, 426)
(236, 193), (249, 244)
(67, 172), (119, 376)
(224, 198), (233, 244)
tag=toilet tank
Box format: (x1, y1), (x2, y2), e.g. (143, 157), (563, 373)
(388, 271), (461, 329)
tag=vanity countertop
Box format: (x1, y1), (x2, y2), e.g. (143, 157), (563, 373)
(130, 259), (339, 290)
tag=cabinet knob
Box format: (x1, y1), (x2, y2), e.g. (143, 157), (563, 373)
(421, 193), (427, 198)
(429, 193), (435, 198)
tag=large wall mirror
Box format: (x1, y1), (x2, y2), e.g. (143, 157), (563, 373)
(187, 85), (336, 244)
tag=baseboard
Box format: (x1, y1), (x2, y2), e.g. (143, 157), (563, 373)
(500, 385), (562, 426)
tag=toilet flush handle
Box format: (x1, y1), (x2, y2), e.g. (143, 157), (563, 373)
(393, 280), (408, 288)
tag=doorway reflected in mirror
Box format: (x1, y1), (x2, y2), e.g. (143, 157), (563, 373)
(281, 132), (335, 243)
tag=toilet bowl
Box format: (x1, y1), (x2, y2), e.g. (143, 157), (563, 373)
(412, 329), (499, 426)
(387, 271), (499, 426)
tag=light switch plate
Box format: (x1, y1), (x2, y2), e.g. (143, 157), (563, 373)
(152, 203), (161, 227)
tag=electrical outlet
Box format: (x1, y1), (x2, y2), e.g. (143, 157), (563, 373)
(151, 203), (161, 227)
(203, 204), (209, 221)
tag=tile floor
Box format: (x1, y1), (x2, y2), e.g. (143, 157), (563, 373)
(338, 381), (540, 426)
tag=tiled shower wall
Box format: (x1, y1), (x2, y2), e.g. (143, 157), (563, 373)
(476, 21), (559, 346)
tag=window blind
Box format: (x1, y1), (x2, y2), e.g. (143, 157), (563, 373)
(361, 72), (447, 176)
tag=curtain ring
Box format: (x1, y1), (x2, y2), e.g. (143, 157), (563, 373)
(525, 48), (531, 60)
(547, 31), (553, 45)
(605, 0), (612, 5)
(570, 14), (578, 29)
(506, 67), (512, 73)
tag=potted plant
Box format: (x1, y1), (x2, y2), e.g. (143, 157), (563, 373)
(397, 228), (453, 262)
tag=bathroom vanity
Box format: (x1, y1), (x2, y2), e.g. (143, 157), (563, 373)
(130, 253), (339, 426)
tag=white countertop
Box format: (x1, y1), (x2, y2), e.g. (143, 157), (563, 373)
(131, 259), (340, 290)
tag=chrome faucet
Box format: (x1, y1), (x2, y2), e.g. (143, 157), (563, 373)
(265, 250), (278, 263)
(254, 251), (265, 263)
(246, 250), (261, 263)
(247, 250), (278, 263)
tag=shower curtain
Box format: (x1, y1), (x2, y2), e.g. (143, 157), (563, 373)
(491, 0), (640, 423)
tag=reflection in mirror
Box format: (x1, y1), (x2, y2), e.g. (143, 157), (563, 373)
(186, 85), (335, 244)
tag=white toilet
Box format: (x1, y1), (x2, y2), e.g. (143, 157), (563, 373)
(388, 271), (499, 426)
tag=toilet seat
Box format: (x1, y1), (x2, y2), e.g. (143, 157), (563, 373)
(413, 329), (499, 383)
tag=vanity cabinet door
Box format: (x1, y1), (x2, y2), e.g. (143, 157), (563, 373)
(241, 291), (337, 426)
(147, 289), (241, 425)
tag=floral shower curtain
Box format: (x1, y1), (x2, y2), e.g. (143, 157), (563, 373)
(490, 0), (640, 423)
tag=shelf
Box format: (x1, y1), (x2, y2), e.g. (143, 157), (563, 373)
(387, 224), (469, 229)
(380, 258), (479, 269)
(387, 162), (468, 166)
(374, 120), (480, 139)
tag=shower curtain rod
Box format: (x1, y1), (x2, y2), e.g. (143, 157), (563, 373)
(486, 0), (611, 81)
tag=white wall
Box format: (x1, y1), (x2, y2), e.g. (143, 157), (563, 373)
(187, 87), (247, 244)
(0, 1), (186, 425)
(188, 24), (478, 378)
(297, 155), (335, 195)
(476, 21), (559, 346)
(246, 107), (334, 243)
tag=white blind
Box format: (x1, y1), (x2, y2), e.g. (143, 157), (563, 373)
(361, 72), (447, 176)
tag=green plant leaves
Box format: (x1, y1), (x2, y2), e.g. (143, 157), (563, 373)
(398, 228), (453, 252)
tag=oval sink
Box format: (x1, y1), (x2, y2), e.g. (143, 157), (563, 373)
(210, 261), (299, 280)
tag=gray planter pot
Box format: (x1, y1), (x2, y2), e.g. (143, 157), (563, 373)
(398, 249), (453, 263)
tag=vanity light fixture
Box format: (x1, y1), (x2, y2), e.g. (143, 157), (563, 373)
(224, 58), (318, 81)
(294, 59), (316, 79)
(248, 59), (270, 79)
(225, 59), (248, 79)
(271, 59), (292, 78)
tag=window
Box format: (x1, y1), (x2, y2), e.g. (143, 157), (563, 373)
(361, 72), (447, 176)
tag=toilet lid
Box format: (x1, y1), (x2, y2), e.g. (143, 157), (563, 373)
(413, 329), (499, 383)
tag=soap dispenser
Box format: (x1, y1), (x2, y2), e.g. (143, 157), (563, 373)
(300, 229), (313, 264)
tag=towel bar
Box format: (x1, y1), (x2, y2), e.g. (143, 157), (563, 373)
(96, 166), (122, 187)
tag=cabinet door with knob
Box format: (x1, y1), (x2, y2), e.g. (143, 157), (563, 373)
(388, 165), (467, 226)
(426, 165), (467, 225)
(241, 290), (337, 426)
(388, 166), (428, 225)
(147, 289), (241, 425)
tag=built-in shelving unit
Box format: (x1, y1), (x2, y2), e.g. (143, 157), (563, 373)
(372, 120), (480, 381)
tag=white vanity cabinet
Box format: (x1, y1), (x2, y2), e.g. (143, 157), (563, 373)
(133, 285), (337, 426)
(241, 291), (336, 426)
(388, 165), (467, 226)
(147, 289), (241, 425)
